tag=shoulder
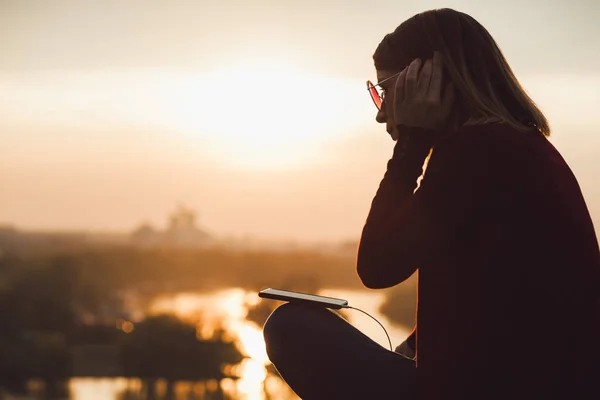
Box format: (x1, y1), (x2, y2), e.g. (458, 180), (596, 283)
(433, 122), (542, 159)
(425, 123), (545, 181)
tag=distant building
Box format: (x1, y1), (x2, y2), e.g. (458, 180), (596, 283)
(131, 205), (215, 248)
(130, 223), (158, 247)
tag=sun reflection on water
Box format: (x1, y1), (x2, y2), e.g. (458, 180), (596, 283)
(148, 288), (273, 400)
(69, 378), (140, 400)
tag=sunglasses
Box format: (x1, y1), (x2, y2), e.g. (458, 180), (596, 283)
(366, 70), (403, 110)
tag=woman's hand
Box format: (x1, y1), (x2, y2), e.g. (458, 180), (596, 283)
(393, 51), (455, 132)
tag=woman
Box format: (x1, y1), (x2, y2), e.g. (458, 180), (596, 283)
(263, 8), (600, 399)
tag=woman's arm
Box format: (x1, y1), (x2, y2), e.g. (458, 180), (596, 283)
(357, 125), (493, 288)
(357, 126), (434, 287)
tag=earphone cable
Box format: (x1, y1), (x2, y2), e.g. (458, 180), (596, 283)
(342, 305), (393, 352)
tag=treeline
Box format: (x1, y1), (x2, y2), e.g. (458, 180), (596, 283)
(1, 245), (364, 295)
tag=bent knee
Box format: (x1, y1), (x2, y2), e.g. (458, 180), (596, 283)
(263, 303), (336, 358)
(264, 303), (311, 341)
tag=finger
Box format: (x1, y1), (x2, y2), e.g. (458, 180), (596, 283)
(404, 58), (421, 97)
(417, 59), (433, 98)
(393, 66), (409, 106)
(441, 82), (456, 119)
(428, 51), (443, 102)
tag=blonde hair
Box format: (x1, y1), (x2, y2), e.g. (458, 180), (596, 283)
(373, 8), (550, 136)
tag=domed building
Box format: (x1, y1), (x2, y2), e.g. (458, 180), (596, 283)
(131, 205), (215, 248)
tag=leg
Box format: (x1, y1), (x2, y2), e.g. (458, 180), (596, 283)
(263, 303), (415, 400)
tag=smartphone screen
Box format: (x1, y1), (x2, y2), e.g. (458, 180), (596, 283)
(258, 288), (348, 309)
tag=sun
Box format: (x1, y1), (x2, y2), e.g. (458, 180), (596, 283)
(166, 59), (371, 169)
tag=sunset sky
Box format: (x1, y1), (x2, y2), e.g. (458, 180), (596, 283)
(1, 0), (599, 241)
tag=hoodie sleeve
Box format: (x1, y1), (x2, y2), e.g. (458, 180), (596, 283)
(357, 125), (493, 289)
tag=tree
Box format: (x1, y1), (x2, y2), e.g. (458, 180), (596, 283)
(120, 314), (244, 382)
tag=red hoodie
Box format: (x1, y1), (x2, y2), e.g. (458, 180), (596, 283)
(357, 123), (600, 400)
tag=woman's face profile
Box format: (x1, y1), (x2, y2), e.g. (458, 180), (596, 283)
(375, 69), (403, 140)
(375, 59), (463, 136)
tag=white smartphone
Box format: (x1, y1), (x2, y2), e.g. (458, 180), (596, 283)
(258, 288), (348, 310)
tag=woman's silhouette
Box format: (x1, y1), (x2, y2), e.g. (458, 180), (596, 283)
(263, 8), (600, 399)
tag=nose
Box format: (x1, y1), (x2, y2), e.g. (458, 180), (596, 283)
(375, 107), (387, 124)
